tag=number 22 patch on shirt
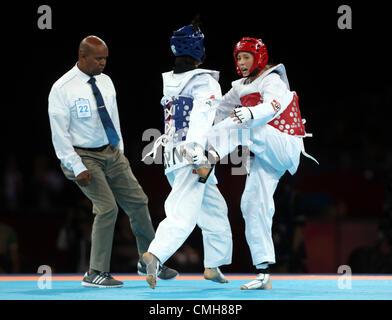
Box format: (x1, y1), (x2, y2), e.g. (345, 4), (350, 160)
(75, 98), (92, 118)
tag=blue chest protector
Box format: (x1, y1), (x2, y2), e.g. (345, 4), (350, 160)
(163, 96), (194, 144)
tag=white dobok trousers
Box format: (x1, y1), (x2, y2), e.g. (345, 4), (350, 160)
(148, 166), (232, 268)
(208, 118), (303, 265)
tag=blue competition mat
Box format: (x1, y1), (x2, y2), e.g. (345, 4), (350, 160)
(0, 274), (391, 300)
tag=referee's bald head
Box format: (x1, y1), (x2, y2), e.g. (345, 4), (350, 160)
(77, 35), (109, 76)
(79, 35), (107, 56)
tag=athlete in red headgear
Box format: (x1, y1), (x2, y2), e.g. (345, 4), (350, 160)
(233, 37), (269, 77)
(195, 37), (318, 290)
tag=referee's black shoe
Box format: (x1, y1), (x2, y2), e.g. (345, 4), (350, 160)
(137, 260), (179, 280)
(82, 270), (123, 288)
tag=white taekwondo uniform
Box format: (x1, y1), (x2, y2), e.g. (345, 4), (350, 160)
(209, 63), (317, 266)
(147, 68), (233, 268)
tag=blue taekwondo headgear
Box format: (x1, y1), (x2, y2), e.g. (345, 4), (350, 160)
(170, 24), (205, 62)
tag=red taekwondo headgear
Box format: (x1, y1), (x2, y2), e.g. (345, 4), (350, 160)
(233, 37), (268, 76)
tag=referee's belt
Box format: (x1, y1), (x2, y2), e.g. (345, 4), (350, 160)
(74, 144), (109, 152)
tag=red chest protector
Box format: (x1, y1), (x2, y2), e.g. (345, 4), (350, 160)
(240, 92), (306, 137)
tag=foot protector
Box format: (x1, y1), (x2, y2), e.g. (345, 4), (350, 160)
(142, 252), (159, 289)
(240, 273), (272, 290)
(204, 267), (229, 283)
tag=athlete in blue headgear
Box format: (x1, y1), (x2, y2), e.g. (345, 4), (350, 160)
(142, 17), (233, 289)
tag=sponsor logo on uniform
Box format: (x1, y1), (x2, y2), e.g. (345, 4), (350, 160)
(271, 99), (281, 113)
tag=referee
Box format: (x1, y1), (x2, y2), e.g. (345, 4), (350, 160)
(48, 35), (178, 287)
